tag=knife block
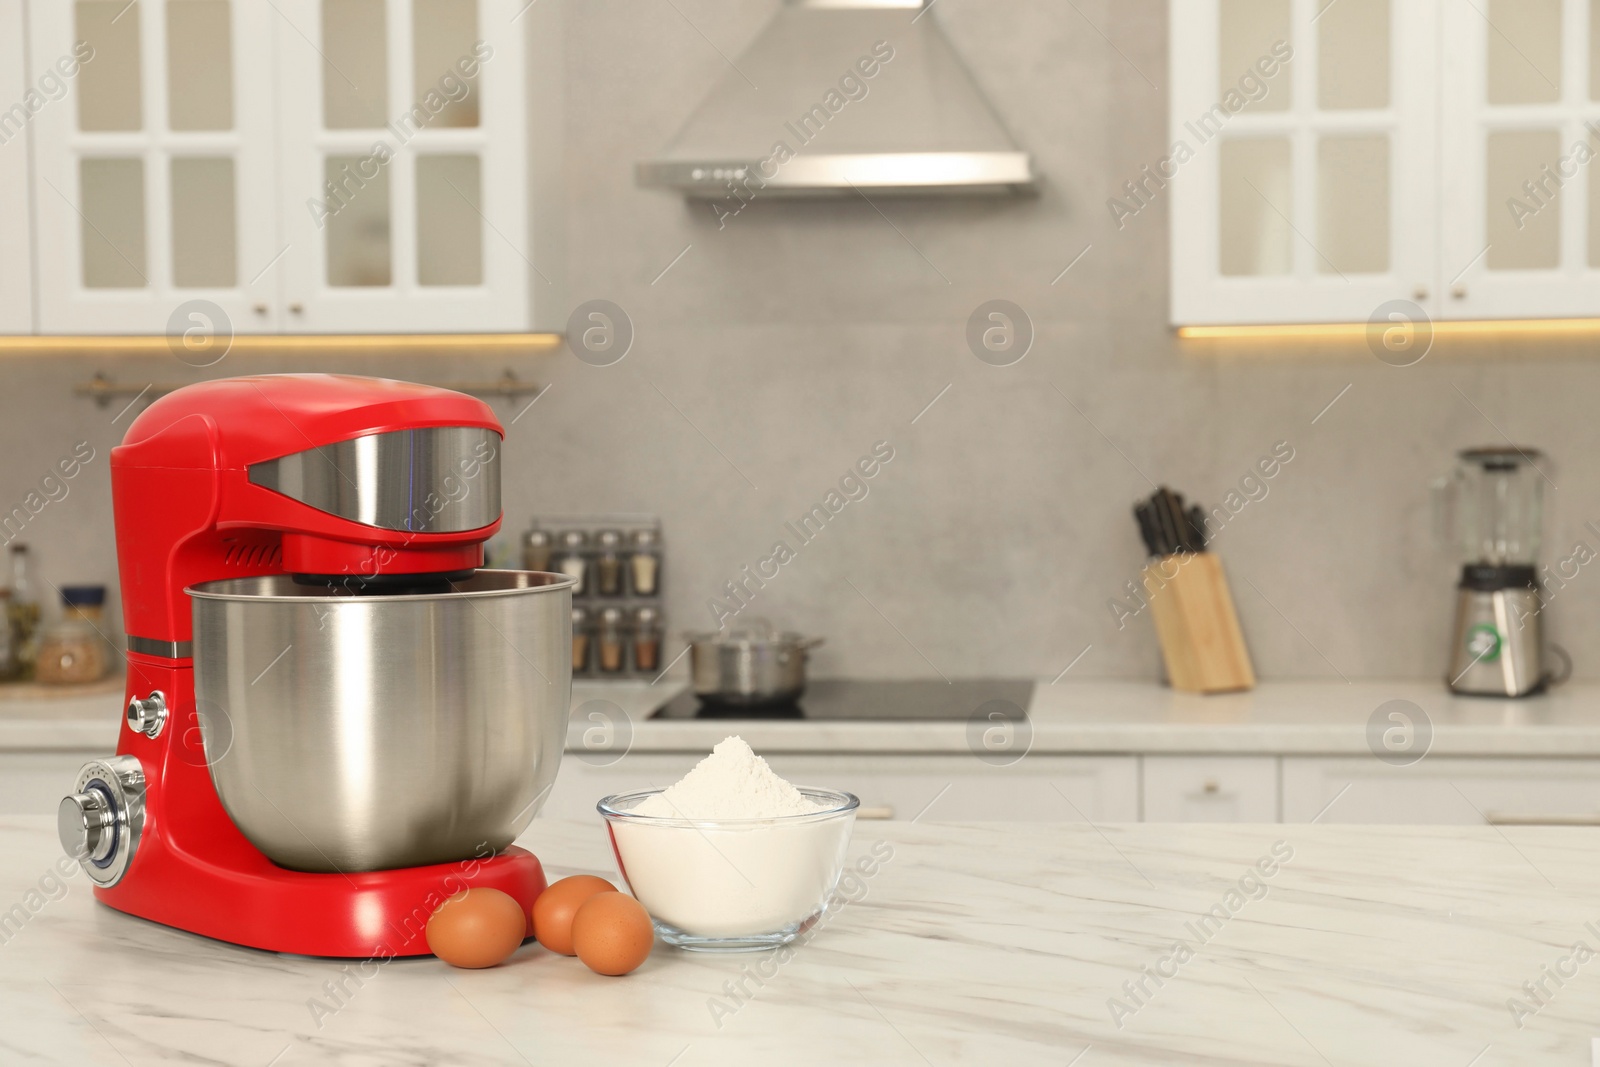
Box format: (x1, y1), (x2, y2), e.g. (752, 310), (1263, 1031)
(1142, 551), (1255, 694)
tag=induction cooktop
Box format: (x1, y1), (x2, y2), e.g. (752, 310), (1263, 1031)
(649, 679), (1034, 721)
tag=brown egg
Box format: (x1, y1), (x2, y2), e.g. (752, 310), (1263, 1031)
(532, 875), (616, 955)
(572, 892), (654, 977)
(425, 887), (527, 969)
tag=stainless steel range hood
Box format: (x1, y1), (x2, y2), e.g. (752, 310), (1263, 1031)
(637, 0), (1036, 198)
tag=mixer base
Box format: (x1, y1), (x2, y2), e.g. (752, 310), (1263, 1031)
(96, 845), (548, 959)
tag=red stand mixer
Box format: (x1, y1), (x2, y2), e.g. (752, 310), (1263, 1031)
(57, 374), (574, 957)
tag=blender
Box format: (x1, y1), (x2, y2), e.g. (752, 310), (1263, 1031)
(1441, 446), (1546, 697)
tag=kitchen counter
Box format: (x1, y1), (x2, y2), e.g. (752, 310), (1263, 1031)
(2, 816), (1597, 1064)
(564, 680), (1600, 757)
(9, 678), (1600, 757)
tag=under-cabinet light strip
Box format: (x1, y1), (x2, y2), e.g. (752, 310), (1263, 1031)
(0, 333), (565, 353)
(1177, 320), (1600, 340)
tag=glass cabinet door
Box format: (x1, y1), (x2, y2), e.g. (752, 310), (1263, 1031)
(0, 0), (33, 332)
(274, 0), (529, 332)
(27, 0), (280, 334)
(1170, 0), (1438, 326)
(1439, 0), (1600, 319)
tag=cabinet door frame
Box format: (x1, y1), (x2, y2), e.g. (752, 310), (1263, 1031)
(28, 0), (282, 335)
(1438, 0), (1600, 320)
(273, 0), (528, 333)
(1283, 755), (1600, 824)
(1141, 755), (1280, 822)
(0, 0), (35, 332)
(1169, 0), (1439, 326)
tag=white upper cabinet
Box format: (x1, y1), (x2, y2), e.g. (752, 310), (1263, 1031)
(22, 0), (553, 335)
(273, 0), (530, 332)
(1171, 0), (1437, 326)
(1439, 0), (1600, 319)
(0, 0), (36, 333)
(30, 0), (279, 333)
(1171, 0), (1600, 325)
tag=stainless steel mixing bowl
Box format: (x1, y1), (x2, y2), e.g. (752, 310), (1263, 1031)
(189, 570), (575, 873)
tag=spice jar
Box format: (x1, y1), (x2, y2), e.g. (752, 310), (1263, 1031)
(523, 526), (554, 572)
(35, 619), (107, 685)
(61, 585), (107, 625)
(579, 607), (598, 675)
(628, 527), (661, 597)
(631, 606), (662, 673)
(554, 530), (589, 595)
(594, 530), (624, 596)
(597, 606), (626, 673)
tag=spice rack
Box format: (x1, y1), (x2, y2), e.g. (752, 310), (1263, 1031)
(523, 516), (663, 679)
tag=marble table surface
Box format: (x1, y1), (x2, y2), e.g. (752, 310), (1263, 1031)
(3, 816), (1599, 1065)
(10, 678), (1600, 757)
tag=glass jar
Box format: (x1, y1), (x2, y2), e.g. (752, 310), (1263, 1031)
(0, 590), (13, 680)
(632, 605), (662, 673)
(597, 606), (627, 673)
(61, 585), (107, 625)
(571, 606), (593, 674)
(554, 530), (589, 595)
(594, 530), (625, 596)
(628, 527), (662, 597)
(8, 544), (41, 680)
(522, 526), (553, 572)
(35, 619), (107, 685)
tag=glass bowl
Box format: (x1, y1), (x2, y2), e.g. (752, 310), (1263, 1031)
(597, 787), (859, 952)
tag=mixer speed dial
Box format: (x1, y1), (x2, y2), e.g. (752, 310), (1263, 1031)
(58, 788), (116, 863)
(59, 756), (146, 887)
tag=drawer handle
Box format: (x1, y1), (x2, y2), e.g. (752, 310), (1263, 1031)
(1202, 779), (1220, 794)
(857, 805), (895, 820)
(1486, 812), (1600, 826)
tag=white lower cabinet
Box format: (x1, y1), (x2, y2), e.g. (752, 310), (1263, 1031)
(1142, 756), (1279, 822)
(1282, 758), (1600, 825)
(12, 747), (1600, 828)
(540, 754), (1141, 824)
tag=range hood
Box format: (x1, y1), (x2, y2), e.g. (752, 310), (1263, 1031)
(637, 0), (1036, 198)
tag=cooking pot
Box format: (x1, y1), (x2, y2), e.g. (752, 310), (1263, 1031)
(688, 621), (824, 707)
(189, 569), (574, 873)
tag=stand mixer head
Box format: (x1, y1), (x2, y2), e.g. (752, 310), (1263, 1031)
(58, 374), (573, 957)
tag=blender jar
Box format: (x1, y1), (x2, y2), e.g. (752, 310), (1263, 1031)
(1446, 447), (1543, 570)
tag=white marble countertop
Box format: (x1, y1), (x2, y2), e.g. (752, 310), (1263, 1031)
(3, 816), (1598, 1064)
(568, 679), (1600, 757)
(9, 678), (1600, 757)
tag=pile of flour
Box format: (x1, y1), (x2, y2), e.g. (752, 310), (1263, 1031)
(636, 736), (829, 819)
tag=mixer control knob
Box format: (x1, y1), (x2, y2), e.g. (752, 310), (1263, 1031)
(127, 691), (168, 738)
(58, 789), (116, 863)
(60, 757), (145, 887)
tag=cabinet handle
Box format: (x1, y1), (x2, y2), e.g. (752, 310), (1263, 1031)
(1412, 285), (1429, 301)
(1486, 812), (1600, 826)
(1451, 285), (1468, 300)
(288, 302), (304, 314)
(1202, 779), (1220, 794)
(252, 302), (268, 315)
(857, 805), (895, 820)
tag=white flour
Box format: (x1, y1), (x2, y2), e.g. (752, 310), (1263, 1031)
(636, 736), (828, 820)
(613, 737), (853, 939)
